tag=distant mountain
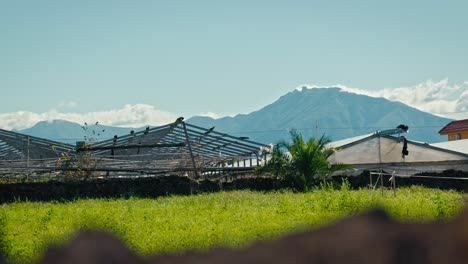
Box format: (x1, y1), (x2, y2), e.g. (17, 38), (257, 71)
(187, 88), (452, 144)
(17, 88), (452, 145)
(20, 120), (137, 145)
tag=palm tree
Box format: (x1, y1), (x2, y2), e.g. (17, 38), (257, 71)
(258, 130), (350, 191)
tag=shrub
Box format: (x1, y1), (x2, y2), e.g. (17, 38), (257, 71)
(257, 130), (350, 191)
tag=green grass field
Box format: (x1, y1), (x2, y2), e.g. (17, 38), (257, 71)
(0, 185), (466, 263)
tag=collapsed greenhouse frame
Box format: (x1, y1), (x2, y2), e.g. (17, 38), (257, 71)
(0, 118), (270, 179)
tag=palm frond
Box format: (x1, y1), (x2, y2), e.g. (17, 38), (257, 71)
(258, 129), (352, 191)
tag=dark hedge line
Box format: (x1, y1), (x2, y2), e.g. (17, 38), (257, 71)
(0, 176), (287, 204)
(0, 170), (466, 203)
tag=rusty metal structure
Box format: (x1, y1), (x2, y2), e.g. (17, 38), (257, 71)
(0, 118), (269, 179)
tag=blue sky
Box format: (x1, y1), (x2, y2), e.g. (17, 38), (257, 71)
(1, 0), (467, 129)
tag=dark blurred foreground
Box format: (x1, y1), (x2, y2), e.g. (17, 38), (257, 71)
(1, 208), (465, 264)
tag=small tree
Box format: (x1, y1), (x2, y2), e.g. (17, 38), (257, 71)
(52, 122), (102, 180)
(257, 130), (350, 191)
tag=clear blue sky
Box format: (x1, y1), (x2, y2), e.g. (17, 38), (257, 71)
(1, 0), (467, 118)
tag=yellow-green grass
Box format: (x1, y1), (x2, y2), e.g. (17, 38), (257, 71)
(0, 186), (465, 263)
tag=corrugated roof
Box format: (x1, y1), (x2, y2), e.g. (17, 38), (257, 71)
(438, 119), (468, 135)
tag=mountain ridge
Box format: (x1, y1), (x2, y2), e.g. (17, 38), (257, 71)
(17, 87), (452, 144)
(187, 88), (452, 144)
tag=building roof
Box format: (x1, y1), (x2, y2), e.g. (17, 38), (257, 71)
(431, 139), (468, 155)
(327, 133), (374, 149)
(328, 127), (411, 149)
(438, 119), (468, 135)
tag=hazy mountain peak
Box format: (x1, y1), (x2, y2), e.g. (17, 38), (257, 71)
(18, 90), (452, 145)
(188, 88), (452, 144)
(295, 85), (342, 92)
(32, 119), (78, 127)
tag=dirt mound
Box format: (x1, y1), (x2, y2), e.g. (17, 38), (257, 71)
(37, 208), (468, 264)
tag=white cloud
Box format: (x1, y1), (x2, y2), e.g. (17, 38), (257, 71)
(299, 79), (468, 119)
(0, 104), (178, 130)
(197, 112), (221, 119)
(456, 90), (468, 112)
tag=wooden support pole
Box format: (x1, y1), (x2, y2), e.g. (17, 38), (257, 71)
(27, 136), (30, 181)
(380, 169), (384, 197)
(378, 136), (383, 195)
(182, 122), (199, 178)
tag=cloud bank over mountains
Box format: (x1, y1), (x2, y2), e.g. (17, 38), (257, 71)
(0, 104), (177, 131)
(1, 79), (466, 131)
(299, 79), (468, 120)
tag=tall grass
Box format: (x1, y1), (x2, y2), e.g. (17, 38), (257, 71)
(0, 186), (465, 263)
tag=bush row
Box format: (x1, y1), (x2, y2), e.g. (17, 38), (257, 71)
(0, 176), (286, 203)
(0, 170), (466, 203)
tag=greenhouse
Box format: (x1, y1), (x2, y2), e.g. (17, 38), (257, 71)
(0, 118), (269, 179)
(328, 127), (468, 177)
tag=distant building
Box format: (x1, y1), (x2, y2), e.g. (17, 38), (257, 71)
(327, 128), (468, 176)
(439, 119), (468, 141)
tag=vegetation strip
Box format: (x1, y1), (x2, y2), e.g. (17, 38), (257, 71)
(0, 186), (465, 263)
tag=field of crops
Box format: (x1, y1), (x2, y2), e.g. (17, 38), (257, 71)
(0, 185), (466, 263)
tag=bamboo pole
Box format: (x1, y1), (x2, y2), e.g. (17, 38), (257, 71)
(182, 122), (199, 178)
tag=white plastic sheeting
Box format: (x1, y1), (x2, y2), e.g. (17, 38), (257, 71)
(431, 139), (468, 155)
(327, 133), (373, 149)
(328, 135), (468, 165)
